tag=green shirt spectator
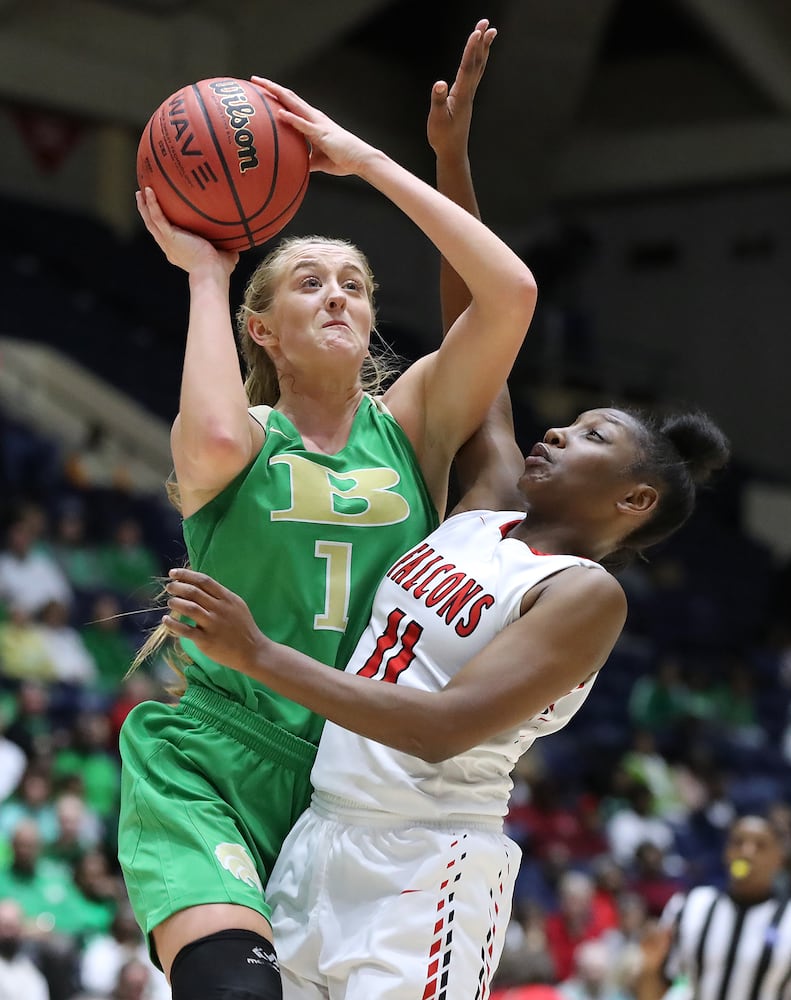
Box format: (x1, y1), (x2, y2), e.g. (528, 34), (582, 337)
(98, 518), (160, 601)
(628, 655), (689, 733)
(0, 818), (84, 936)
(52, 714), (120, 821)
(79, 594), (137, 692)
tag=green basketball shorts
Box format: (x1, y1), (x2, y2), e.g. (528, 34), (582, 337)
(118, 683), (317, 948)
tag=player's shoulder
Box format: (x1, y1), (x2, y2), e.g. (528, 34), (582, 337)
(545, 561), (624, 609)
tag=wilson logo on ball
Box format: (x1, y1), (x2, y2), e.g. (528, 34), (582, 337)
(137, 76), (310, 251)
(209, 79), (260, 174)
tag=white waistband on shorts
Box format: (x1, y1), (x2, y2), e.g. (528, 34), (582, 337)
(310, 790), (503, 833)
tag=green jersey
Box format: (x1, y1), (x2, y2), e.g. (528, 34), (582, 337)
(180, 395), (438, 745)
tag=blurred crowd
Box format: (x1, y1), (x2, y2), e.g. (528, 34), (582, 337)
(0, 404), (175, 1000)
(0, 397), (789, 1000)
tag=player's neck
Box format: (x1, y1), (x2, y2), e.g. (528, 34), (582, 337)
(275, 385), (364, 454)
(507, 519), (600, 561)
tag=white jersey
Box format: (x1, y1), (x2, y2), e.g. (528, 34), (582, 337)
(311, 509), (604, 825)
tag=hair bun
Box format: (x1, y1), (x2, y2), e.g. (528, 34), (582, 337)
(661, 412), (730, 485)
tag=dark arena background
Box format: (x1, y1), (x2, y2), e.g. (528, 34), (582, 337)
(0, 2), (789, 998)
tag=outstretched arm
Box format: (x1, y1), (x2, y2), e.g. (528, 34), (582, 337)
(164, 565), (625, 762)
(425, 19), (527, 512)
(427, 18), (494, 335)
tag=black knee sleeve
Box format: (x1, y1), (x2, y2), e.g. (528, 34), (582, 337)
(170, 929), (281, 1000)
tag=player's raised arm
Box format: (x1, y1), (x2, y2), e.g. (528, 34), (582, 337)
(426, 19), (527, 512)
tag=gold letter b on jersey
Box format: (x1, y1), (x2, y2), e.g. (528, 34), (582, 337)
(269, 455), (409, 526)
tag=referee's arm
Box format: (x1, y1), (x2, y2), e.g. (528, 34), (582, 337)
(636, 921), (674, 1000)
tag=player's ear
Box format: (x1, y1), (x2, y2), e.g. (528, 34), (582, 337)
(616, 483), (658, 517)
(248, 314), (276, 348)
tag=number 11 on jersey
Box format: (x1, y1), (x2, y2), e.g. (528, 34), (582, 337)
(357, 608), (424, 684)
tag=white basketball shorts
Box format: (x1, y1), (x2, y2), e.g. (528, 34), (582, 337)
(267, 798), (521, 1000)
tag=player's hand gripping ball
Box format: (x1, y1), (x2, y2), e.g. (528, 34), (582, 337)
(137, 77), (310, 251)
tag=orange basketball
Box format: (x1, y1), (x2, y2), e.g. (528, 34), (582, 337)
(137, 77), (310, 252)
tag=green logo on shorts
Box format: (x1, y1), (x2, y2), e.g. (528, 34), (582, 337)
(214, 842), (263, 892)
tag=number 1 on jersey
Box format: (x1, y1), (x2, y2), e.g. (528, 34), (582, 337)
(314, 540), (352, 631)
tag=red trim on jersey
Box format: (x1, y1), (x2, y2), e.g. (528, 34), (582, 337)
(499, 518), (552, 556)
(498, 519), (523, 539)
(499, 517), (588, 559)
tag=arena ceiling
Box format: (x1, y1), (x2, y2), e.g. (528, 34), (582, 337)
(0, 0), (790, 222)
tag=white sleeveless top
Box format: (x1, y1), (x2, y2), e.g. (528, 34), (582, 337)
(311, 509), (605, 826)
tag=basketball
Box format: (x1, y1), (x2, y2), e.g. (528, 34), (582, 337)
(137, 77), (310, 252)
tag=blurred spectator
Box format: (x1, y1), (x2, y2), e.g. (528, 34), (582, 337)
(43, 794), (102, 867)
(0, 897), (49, 1000)
(665, 745), (711, 820)
(79, 594), (138, 694)
(619, 730), (687, 821)
(589, 855), (627, 929)
(0, 605), (56, 683)
(716, 657), (760, 727)
(0, 706), (27, 804)
(34, 601), (97, 687)
(13, 502), (52, 557)
(544, 871), (616, 982)
(508, 776), (609, 865)
(65, 850), (120, 941)
(112, 957), (156, 1000)
(0, 765), (57, 846)
(605, 781), (676, 868)
(49, 503), (107, 596)
(52, 713), (120, 822)
(0, 513), (73, 617)
(79, 901), (169, 1000)
(627, 841), (686, 918)
(0, 819), (83, 936)
(766, 801), (791, 895)
(4, 681), (56, 759)
(679, 663), (722, 726)
(628, 654), (689, 735)
(108, 673), (162, 750)
(600, 891), (648, 995)
(493, 899), (556, 990)
(557, 938), (630, 999)
(710, 656), (765, 753)
(98, 519), (160, 602)
(678, 767), (737, 885)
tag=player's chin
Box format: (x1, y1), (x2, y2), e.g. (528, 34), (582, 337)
(320, 330), (365, 356)
(518, 466), (553, 488)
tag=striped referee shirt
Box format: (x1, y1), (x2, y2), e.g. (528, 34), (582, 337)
(661, 886), (791, 1000)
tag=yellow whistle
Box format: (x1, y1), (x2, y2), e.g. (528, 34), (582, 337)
(730, 859), (751, 878)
